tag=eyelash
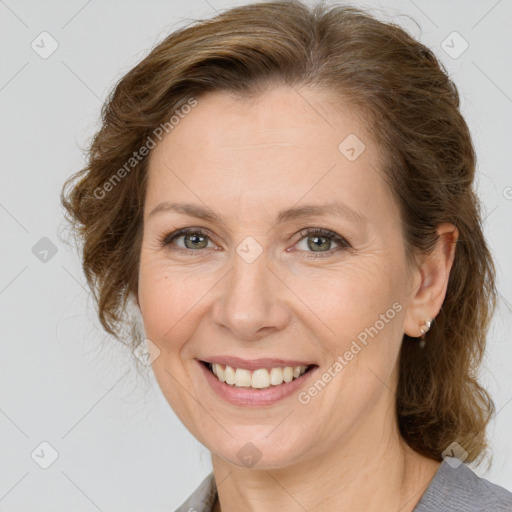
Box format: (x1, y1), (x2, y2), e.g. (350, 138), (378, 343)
(159, 227), (352, 259)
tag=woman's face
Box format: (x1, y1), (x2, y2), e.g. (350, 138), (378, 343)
(138, 86), (419, 469)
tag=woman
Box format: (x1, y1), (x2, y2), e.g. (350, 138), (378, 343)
(61, 1), (512, 511)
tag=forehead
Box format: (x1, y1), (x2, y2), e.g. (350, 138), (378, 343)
(145, 86), (395, 226)
(152, 86), (368, 154)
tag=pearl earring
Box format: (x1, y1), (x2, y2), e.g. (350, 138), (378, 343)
(420, 319), (432, 336)
(418, 319), (432, 348)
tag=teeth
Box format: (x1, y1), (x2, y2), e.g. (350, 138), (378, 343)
(252, 369), (270, 388)
(210, 363), (309, 389)
(234, 368), (251, 387)
(283, 367), (294, 383)
(270, 367), (284, 385)
(225, 365), (236, 385)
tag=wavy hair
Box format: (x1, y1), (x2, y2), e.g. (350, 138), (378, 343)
(61, 1), (497, 463)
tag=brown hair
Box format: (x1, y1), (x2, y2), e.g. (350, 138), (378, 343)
(61, 1), (496, 464)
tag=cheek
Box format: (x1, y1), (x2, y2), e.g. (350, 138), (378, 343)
(137, 259), (208, 430)
(138, 259), (195, 347)
(288, 256), (407, 387)
(294, 264), (406, 431)
(137, 254), (222, 360)
(291, 257), (396, 328)
(138, 269), (172, 335)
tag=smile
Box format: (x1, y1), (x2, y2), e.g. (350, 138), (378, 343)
(204, 361), (313, 389)
(198, 359), (318, 407)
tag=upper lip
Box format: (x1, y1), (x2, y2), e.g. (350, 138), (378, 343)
(200, 356), (315, 371)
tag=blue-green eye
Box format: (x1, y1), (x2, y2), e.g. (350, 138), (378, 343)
(294, 228), (352, 258)
(160, 227), (351, 258)
(161, 228), (214, 253)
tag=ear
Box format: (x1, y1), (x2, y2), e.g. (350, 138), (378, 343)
(403, 223), (459, 337)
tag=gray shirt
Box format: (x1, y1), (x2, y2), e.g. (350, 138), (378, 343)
(174, 460), (512, 511)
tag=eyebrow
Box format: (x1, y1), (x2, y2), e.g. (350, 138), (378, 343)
(148, 201), (367, 225)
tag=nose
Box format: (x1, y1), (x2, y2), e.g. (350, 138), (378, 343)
(211, 246), (290, 342)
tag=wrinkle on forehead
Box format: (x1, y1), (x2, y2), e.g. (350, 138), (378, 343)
(217, 142), (307, 150)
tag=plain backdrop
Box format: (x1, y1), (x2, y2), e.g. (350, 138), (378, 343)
(0, 0), (511, 510)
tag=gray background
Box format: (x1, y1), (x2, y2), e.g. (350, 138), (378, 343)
(0, 0), (511, 510)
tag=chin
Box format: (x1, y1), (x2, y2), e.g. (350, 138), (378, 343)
(207, 426), (315, 470)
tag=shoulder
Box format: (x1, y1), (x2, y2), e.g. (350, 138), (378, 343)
(173, 463), (512, 512)
(174, 472), (217, 512)
(414, 460), (512, 512)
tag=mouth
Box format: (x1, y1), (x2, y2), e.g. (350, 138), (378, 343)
(199, 360), (318, 390)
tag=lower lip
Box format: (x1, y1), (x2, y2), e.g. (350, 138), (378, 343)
(197, 360), (318, 407)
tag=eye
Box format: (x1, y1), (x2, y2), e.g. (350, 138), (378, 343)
(160, 228), (216, 254)
(294, 228), (352, 258)
(159, 227), (352, 258)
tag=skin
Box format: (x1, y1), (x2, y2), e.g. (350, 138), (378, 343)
(137, 85), (459, 512)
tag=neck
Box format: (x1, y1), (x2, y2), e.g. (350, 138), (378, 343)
(210, 397), (440, 512)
